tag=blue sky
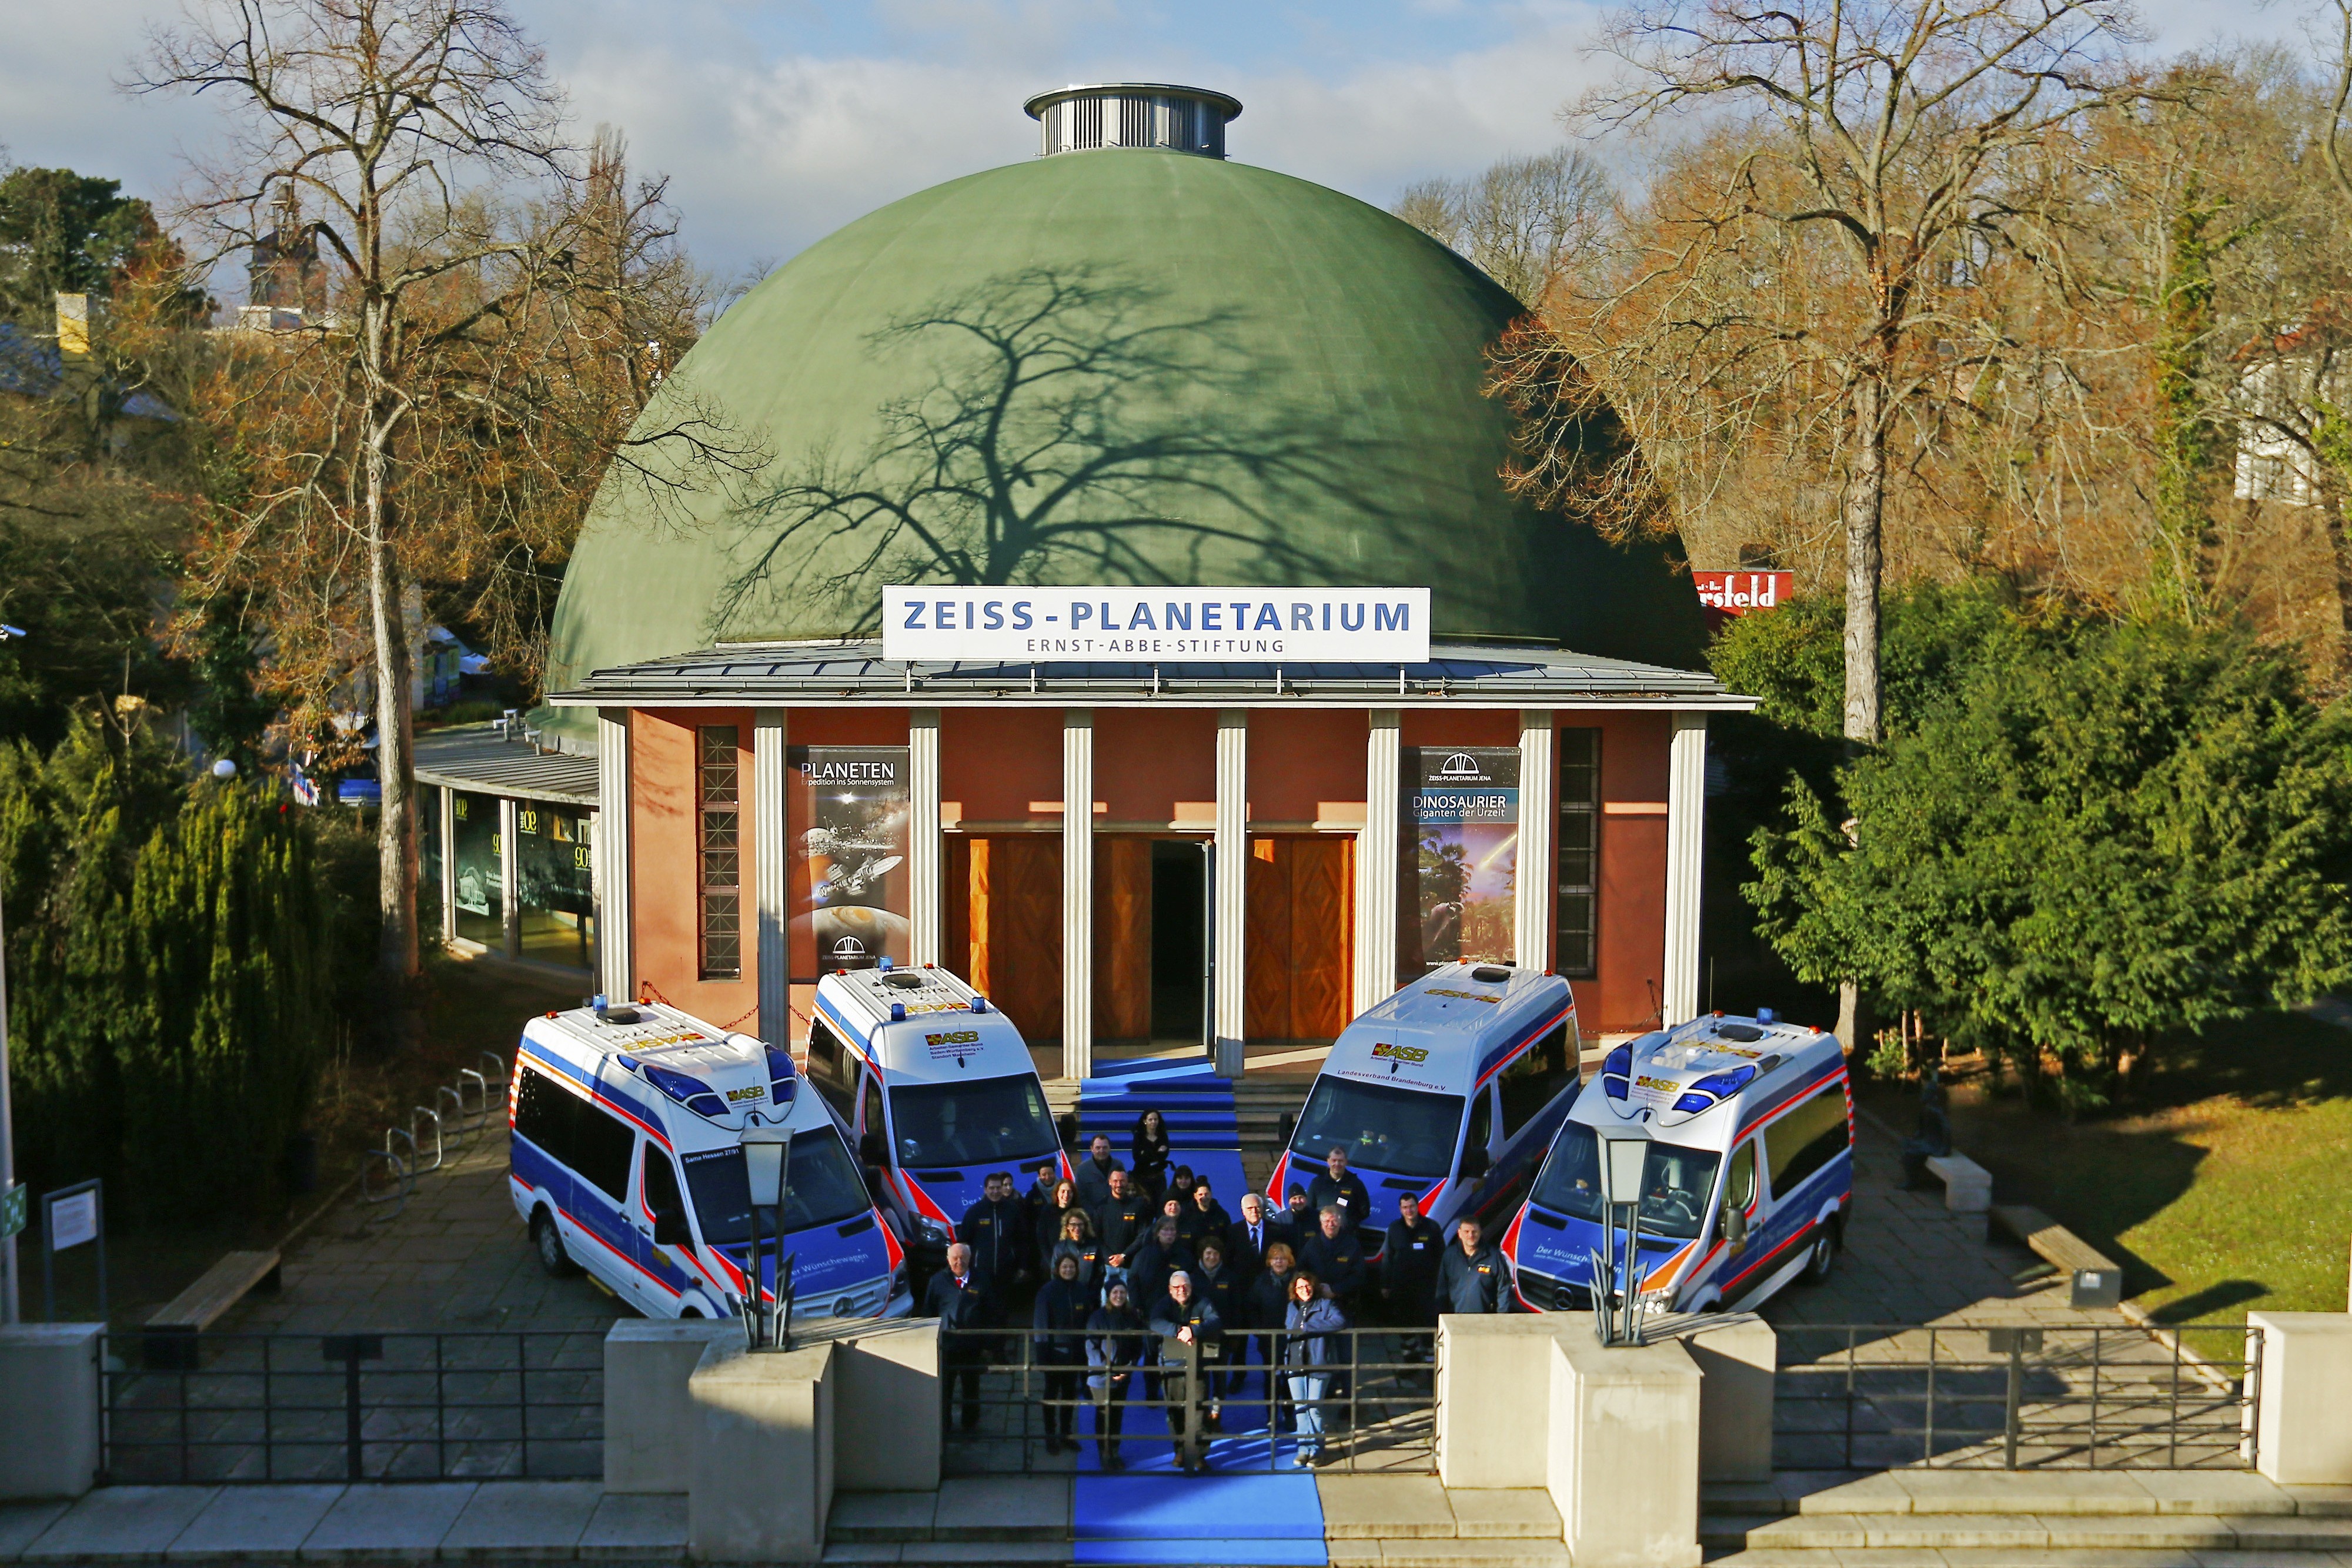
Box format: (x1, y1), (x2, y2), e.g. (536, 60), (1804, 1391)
(0, 0), (2300, 295)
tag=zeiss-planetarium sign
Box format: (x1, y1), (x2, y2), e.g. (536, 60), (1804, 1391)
(882, 586), (1431, 663)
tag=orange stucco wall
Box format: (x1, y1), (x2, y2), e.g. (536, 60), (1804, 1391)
(1094, 708), (1217, 827)
(1248, 708), (1368, 827)
(941, 707), (1065, 828)
(631, 707), (759, 1028)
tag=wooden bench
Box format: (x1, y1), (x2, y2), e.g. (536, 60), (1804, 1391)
(143, 1249), (281, 1369)
(1989, 1203), (2124, 1308)
(1921, 1153), (1992, 1212)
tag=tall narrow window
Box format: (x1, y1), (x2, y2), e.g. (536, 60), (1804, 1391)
(699, 726), (742, 979)
(1557, 729), (1601, 978)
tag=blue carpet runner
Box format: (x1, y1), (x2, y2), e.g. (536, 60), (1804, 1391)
(1074, 1054), (1250, 1205)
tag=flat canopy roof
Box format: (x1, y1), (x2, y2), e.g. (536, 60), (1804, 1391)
(545, 640), (1750, 711)
(415, 724), (600, 806)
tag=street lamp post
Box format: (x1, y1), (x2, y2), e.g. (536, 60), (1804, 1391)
(739, 1122), (794, 1352)
(1593, 1121), (1654, 1348)
(0, 623), (25, 1325)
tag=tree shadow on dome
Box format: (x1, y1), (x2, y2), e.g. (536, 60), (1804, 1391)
(709, 265), (1418, 638)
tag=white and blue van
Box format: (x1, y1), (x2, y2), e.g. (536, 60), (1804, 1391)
(508, 999), (909, 1322)
(1268, 963), (1580, 1254)
(1502, 1011), (1852, 1316)
(799, 961), (1068, 1269)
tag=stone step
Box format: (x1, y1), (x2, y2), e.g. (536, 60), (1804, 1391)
(1705, 1552), (2311, 1566)
(1332, 1542), (1571, 1567)
(1702, 1511), (2352, 1553)
(1700, 1470), (2352, 1519)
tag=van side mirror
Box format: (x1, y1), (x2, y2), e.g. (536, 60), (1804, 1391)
(1722, 1205), (1748, 1255)
(860, 1132), (886, 1166)
(1459, 1145), (1491, 1179)
(653, 1211), (691, 1248)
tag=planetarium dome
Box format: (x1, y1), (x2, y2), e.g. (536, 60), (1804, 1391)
(542, 83), (1705, 709)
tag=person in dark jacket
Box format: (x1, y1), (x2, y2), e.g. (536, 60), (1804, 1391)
(1094, 1169), (1152, 1299)
(1280, 1272), (1349, 1467)
(1085, 1280), (1146, 1469)
(1438, 1218), (1507, 1315)
(1248, 1240), (1300, 1382)
(1190, 1238), (1245, 1423)
(1280, 1184), (1317, 1242)
(923, 1243), (997, 1432)
(1381, 1194), (1444, 1358)
(1022, 1159), (1062, 1235)
(1225, 1192), (1277, 1278)
(1301, 1206), (1369, 1318)
(1305, 1147), (1373, 1237)
(1182, 1176), (1231, 1249)
(957, 1172), (1030, 1290)
(1074, 1135), (1124, 1209)
(1130, 1109), (1172, 1201)
(1031, 1252), (1093, 1453)
(1047, 1209), (1104, 1301)
(1128, 1216), (1194, 1308)
(1033, 1178), (1084, 1266)
(1148, 1271), (1224, 1473)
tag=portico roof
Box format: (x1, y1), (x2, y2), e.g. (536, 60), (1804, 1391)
(543, 639), (1752, 710)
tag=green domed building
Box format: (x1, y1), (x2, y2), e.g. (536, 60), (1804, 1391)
(445, 85), (1745, 1080)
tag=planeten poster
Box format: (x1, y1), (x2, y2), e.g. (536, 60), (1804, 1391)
(789, 747), (911, 978)
(1404, 747), (1519, 974)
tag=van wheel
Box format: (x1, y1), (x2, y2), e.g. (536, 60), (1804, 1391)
(531, 1210), (580, 1278)
(1802, 1222), (1839, 1284)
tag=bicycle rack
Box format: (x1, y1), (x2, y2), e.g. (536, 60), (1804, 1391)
(435, 1084), (467, 1145)
(456, 1069), (490, 1128)
(407, 1106), (445, 1174)
(360, 1136), (415, 1215)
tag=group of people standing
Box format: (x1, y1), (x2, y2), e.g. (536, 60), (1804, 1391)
(920, 1112), (1510, 1473)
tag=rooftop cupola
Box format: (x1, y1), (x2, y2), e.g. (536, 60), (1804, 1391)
(1023, 83), (1242, 159)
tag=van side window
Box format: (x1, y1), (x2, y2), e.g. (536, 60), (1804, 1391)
(644, 1146), (686, 1222)
(1464, 1085), (1494, 1158)
(571, 1102), (637, 1203)
(1499, 1024), (1572, 1138)
(1726, 1140), (1756, 1212)
(1764, 1085), (1849, 1199)
(861, 1072), (886, 1143)
(514, 1064), (573, 1163)
(806, 1019), (856, 1116)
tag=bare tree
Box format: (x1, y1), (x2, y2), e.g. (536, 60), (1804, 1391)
(1392, 149), (1613, 307)
(135, 0), (569, 1024)
(1566, 0), (2139, 744)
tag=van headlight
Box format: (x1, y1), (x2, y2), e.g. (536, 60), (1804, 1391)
(913, 1216), (949, 1246)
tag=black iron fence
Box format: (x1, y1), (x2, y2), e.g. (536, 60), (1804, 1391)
(1772, 1322), (2257, 1471)
(101, 1331), (603, 1483)
(940, 1325), (1433, 1476)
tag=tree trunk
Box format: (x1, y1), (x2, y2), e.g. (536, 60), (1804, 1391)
(1842, 372), (1887, 746)
(2328, 499), (2352, 673)
(363, 378), (420, 1047)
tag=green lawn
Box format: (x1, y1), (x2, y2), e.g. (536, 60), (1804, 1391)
(1864, 1008), (2352, 1329)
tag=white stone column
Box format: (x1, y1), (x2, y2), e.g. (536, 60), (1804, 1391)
(908, 708), (942, 968)
(1354, 710), (1401, 1014)
(754, 708), (790, 1048)
(1515, 710), (1556, 973)
(498, 796), (520, 959)
(437, 784), (458, 959)
(1214, 710), (1249, 1076)
(596, 709), (633, 1001)
(1063, 710), (1094, 1081)
(1663, 712), (1709, 1026)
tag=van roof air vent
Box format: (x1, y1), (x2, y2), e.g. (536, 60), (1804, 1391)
(1469, 965), (1512, 983)
(1715, 1022), (1766, 1043)
(883, 972), (926, 989)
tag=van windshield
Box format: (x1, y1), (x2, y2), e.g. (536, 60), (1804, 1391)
(680, 1129), (871, 1244)
(1529, 1124), (1722, 1242)
(888, 1074), (1059, 1169)
(1290, 1077), (1466, 1181)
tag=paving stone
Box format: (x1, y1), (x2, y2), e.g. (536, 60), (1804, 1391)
(1789, 1474), (1916, 1516)
(830, 1492), (941, 1543)
(2034, 1517), (2238, 1551)
(1373, 1541), (1571, 1568)
(2286, 1487), (2352, 1518)
(1855, 1517), (2051, 1551)
(576, 1493), (686, 1560)
(1940, 1552), (2201, 1567)
(1318, 1475), (1456, 1539)
(1444, 1489), (1560, 1540)
(932, 1477), (1069, 1541)
(167, 1486), (345, 1562)
(1830, 1549), (1951, 1567)
(24, 1487), (220, 1562)
(436, 1480), (601, 1560)
(298, 1481), (475, 1560)
(0, 1503), (71, 1562)
(1731, 1515), (1870, 1550)
(1326, 1542), (1383, 1566)
(2222, 1516), (2352, 1551)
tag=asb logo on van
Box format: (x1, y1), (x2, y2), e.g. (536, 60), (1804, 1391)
(925, 1029), (985, 1061)
(724, 1085), (766, 1104)
(1371, 1042), (1431, 1064)
(1635, 1075), (1678, 1093)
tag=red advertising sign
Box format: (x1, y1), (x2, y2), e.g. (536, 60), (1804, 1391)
(1695, 571), (1794, 614)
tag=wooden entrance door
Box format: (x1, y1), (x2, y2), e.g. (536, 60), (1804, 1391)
(1245, 835), (1356, 1043)
(946, 835), (1063, 1044)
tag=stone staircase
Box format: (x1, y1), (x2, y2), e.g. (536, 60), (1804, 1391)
(1045, 1071), (1310, 1196)
(1700, 1469), (2352, 1562)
